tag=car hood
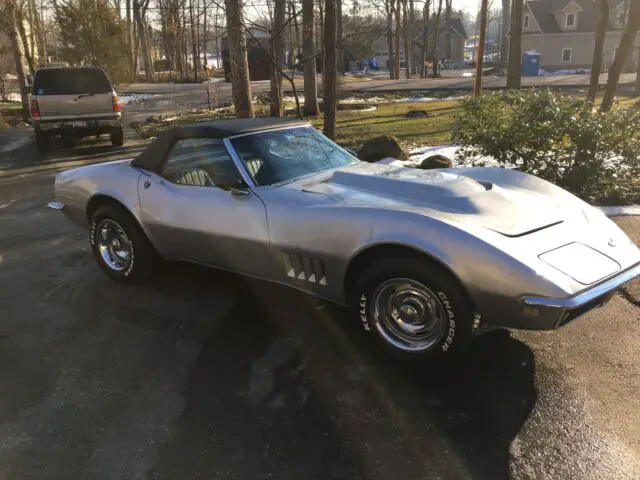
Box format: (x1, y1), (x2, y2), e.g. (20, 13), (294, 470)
(299, 162), (567, 237)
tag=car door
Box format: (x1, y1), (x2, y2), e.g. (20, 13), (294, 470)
(138, 137), (274, 278)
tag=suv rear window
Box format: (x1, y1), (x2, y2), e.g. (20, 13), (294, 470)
(33, 68), (112, 95)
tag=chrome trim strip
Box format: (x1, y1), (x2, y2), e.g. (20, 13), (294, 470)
(47, 201), (65, 210)
(222, 137), (256, 188)
(523, 262), (640, 308)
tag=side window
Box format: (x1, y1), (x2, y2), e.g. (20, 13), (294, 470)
(161, 138), (245, 188)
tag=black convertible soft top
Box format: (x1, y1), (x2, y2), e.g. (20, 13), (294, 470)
(131, 117), (309, 173)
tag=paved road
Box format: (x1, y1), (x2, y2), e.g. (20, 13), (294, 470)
(0, 144), (639, 479)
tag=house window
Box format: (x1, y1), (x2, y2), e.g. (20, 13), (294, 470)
(561, 48), (572, 63)
(565, 13), (576, 27)
(616, 10), (625, 26)
(524, 14), (530, 28)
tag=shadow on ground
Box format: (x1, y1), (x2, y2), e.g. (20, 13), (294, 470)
(149, 263), (536, 480)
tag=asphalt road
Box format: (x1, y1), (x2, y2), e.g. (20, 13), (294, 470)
(0, 134), (639, 479)
(117, 73), (639, 113)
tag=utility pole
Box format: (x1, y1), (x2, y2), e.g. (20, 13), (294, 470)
(473, 0), (489, 97)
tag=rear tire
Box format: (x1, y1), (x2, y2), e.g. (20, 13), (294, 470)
(352, 256), (476, 362)
(35, 131), (50, 153)
(110, 127), (124, 147)
(90, 204), (156, 284)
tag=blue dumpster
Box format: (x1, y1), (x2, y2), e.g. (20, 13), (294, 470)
(521, 51), (541, 76)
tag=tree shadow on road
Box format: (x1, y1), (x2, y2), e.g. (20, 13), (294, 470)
(149, 268), (536, 480)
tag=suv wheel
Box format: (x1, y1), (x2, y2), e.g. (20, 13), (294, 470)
(110, 127), (124, 147)
(35, 131), (50, 153)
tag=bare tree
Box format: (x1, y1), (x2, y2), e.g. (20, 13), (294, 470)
(402, 0), (411, 78)
(384, 0), (394, 78)
(444, 0), (451, 60)
(394, 0), (400, 78)
(499, 0), (509, 70)
(225, 0), (254, 117)
(601, 0), (640, 111)
(271, 0), (286, 117)
(420, 0), (431, 78)
(337, 0), (343, 73)
(324, 0), (337, 138)
(587, 0), (609, 104)
(636, 52), (640, 96)
(134, 0), (155, 82)
(5, 0), (29, 121)
(507, 0), (523, 89)
(431, 0), (443, 77)
(15, 7), (35, 75)
(302, 0), (319, 114)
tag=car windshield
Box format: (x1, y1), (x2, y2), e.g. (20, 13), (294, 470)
(230, 127), (358, 186)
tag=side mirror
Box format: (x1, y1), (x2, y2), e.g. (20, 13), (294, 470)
(213, 173), (249, 195)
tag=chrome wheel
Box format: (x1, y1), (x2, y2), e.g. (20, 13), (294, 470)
(95, 219), (132, 272)
(370, 278), (446, 352)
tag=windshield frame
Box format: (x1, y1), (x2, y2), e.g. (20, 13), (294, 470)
(226, 125), (359, 189)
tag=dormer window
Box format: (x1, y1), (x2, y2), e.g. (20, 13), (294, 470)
(565, 13), (576, 27)
(616, 10), (625, 26)
(524, 14), (530, 28)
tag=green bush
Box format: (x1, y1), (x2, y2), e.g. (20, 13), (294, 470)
(452, 90), (640, 203)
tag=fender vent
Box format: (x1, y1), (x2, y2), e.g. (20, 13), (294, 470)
(282, 253), (327, 285)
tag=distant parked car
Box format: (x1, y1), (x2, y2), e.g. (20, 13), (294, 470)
(28, 66), (123, 153)
(48, 118), (640, 362)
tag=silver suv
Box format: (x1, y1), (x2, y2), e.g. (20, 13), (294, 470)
(29, 66), (123, 153)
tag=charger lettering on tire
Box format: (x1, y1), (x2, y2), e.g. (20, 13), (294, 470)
(438, 291), (456, 352)
(359, 294), (370, 331)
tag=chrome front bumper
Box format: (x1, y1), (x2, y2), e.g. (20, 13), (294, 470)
(522, 262), (640, 328)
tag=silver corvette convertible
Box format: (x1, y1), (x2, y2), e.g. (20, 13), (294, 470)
(49, 118), (640, 360)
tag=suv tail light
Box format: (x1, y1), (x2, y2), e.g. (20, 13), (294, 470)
(30, 98), (40, 119)
(112, 95), (121, 113)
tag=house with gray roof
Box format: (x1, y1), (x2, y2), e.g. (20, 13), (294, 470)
(521, 0), (639, 72)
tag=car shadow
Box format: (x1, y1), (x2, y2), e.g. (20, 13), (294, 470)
(149, 264), (536, 479)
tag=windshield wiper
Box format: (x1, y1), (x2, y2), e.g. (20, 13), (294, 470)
(76, 93), (95, 99)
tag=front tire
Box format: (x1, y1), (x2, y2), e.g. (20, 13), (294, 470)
(353, 256), (476, 361)
(90, 204), (155, 283)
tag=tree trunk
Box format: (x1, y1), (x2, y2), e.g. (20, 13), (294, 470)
(323, 0), (337, 139)
(386, 1), (394, 78)
(190, 0), (198, 81)
(16, 10), (35, 75)
(444, 0), (452, 60)
(394, 0), (401, 79)
(601, 0), (640, 111)
(203, 0), (208, 68)
(431, 0), (443, 77)
(302, 0), (319, 115)
(636, 51), (640, 96)
(134, 0), (154, 82)
(507, 0), (523, 89)
(421, 0), (430, 78)
(336, 0), (343, 74)
(587, 0), (609, 104)
(290, 0), (301, 67)
(7, 1), (29, 121)
(270, 0), (286, 117)
(126, 0), (135, 80)
(318, 0), (324, 73)
(500, 0), (509, 69)
(225, 0), (254, 118)
(403, 0), (411, 78)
